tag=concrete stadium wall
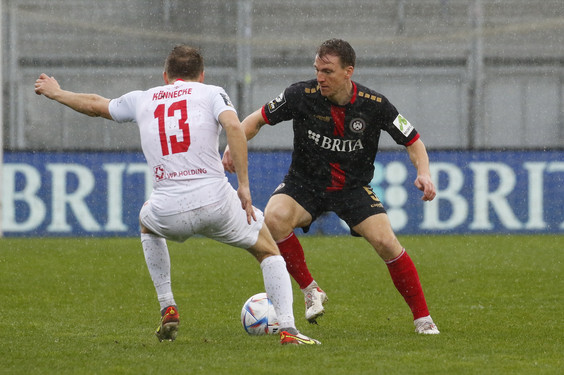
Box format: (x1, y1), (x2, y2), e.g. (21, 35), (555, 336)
(4, 0), (564, 150)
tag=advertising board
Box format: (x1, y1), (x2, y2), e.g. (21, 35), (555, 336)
(3, 150), (563, 236)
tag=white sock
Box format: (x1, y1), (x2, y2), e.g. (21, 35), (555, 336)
(260, 255), (295, 329)
(141, 233), (176, 311)
(302, 280), (318, 292)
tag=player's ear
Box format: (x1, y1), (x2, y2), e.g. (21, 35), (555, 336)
(199, 71), (205, 83)
(163, 71), (169, 84)
(345, 65), (354, 79)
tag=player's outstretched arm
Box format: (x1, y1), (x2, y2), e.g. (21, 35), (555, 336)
(219, 110), (256, 224)
(34, 73), (112, 120)
(406, 139), (436, 201)
(222, 109), (266, 173)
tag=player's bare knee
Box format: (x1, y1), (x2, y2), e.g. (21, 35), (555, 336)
(248, 227), (280, 262)
(264, 205), (287, 224)
(247, 245), (278, 264)
(366, 235), (402, 259)
(264, 212), (293, 238)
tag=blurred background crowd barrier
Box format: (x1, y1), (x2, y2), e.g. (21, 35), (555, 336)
(3, 0), (564, 151)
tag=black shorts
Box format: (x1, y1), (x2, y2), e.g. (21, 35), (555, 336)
(272, 177), (387, 237)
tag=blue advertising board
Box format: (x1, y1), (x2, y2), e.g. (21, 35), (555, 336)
(2, 150), (563, 237)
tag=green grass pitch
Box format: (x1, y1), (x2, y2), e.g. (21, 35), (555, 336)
(0, 235), (562, 374)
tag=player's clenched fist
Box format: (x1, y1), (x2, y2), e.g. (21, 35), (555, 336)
(34, 73), (60, 98)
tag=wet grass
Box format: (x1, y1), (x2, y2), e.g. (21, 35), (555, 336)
(0, 235), (562, 374)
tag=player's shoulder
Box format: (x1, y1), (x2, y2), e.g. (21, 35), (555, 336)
(354, 82), (389, 106)
(110, 89), (145, 109)
(286, 79), (320, 96)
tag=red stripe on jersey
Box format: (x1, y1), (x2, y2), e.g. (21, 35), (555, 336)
(331, 106), (346, 137)
(327, 163), (346, 191)
(405, 133), (420, 146)
(350, 82), (358, 104)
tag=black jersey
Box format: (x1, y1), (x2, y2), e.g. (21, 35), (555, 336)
(261, 79), (420, 191)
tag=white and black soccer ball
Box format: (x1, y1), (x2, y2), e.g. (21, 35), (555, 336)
(240, 293), (279, 335)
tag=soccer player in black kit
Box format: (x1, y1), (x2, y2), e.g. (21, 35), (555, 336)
(223, 39), (439, 334)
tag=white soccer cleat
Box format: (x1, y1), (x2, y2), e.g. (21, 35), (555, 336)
(303, 282), (328, 323)
(414, 316), (440, 335)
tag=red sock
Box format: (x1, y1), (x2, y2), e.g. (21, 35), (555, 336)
(386, 249), (430, 320)
(276, 232), (314, 289)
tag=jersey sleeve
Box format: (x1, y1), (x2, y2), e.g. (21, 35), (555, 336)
(210, 87), (237, 121)
(108, 90), (144, 123)
(261, 84), (300, 125)
(379, 96), (419, 146)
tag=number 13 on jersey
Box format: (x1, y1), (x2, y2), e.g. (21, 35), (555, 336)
(154, 100), (191, 156)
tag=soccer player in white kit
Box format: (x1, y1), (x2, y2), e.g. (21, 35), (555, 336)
(34, 45), (320, 345)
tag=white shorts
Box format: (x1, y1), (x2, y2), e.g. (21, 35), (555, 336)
(139, 187), (264, 249)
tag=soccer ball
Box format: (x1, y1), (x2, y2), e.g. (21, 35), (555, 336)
(240, 293), (279, 335)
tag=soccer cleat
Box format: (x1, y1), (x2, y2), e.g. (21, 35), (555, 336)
(414, 316), (440, 335)
(303, 282), (328, 323)
(279, 328), (321, 345)
(155, 305), (180, 342)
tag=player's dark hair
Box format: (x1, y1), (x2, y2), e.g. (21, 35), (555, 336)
(316, 39), (356, 68)
(164, 45), (204, 81)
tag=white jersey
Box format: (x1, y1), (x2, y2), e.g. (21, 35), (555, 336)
(109, 80), (237, 214)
